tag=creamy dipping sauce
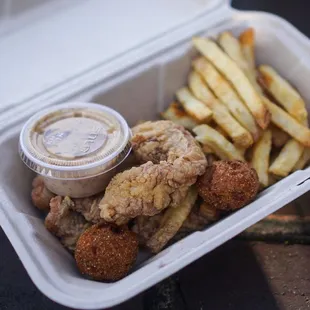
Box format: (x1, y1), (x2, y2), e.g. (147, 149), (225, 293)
(19, 102), (131, 198)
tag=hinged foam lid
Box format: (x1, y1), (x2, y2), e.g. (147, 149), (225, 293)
(0, 0), (227, 113)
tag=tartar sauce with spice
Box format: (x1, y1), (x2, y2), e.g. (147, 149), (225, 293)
(19, 102), (131, 198)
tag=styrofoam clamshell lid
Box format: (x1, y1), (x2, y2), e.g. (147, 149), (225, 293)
(0, 0), (225, 113)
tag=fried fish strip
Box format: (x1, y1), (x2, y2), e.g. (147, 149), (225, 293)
(31, 176), (55, 211)
(45, 196), (90, 251)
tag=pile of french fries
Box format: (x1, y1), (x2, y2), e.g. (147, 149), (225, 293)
(162, 28), (310, 188)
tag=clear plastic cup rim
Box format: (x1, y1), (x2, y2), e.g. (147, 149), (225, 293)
(19, 102), (132, 179)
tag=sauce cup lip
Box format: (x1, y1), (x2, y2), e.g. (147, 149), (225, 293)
(19, 102), (131, 179)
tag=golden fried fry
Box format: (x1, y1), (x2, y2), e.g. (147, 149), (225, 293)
(206, 153), (218, 165)
(161, 102), (199, 130)
(188, 71), (253, 148)
(268, 174), (278, 187)
(146, 187), (198, 253)
(202, 144), (214, 154)
(192, 57), (261, 141)
(213, 124), (228, 139)
(236, 146), (246, 157)
(263, 97), (310, 147)
(251, 129), (272, 187)
(218, 31), (249, 73)
(193, 124), (245, 161)
(218, 31), (262, 94)
(199, 202), (220, 222)
(239, 28), (255, 71)
(259, 65), (308, 124)
(292, 148), (310, 171)
(192, 37), (270, 129)
(180, 205), (210, 232)
(176, 87), (213, 122)
(270, 124), (290, 148)
(269, 139), (304, 177)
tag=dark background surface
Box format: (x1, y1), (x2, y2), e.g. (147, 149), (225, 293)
(1, 1), (310, 309)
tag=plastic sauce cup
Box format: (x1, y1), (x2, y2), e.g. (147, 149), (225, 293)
(19, 102), (131, 198)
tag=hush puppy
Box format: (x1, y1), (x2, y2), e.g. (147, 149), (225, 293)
(197, 160), (259, 211)
(75, 224), (138, 282)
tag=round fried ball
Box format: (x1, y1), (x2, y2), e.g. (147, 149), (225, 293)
(75, 223), (138, 281)
(197, 160), (259, 211)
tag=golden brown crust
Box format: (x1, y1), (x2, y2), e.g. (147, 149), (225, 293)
(99, 121), (207, 224)
(31, 176), (55, 211)
(75, 224), (138, 281)
(132, 214), (163, 245)
(45, 196), (90, 251)
(131, 120), (207, 176)
(70, 194), (104, 223)
(239, 28), (254, 45)
(32, 175), (44, 188)
(197, 160), (259, 211)
(100, 161), (190, 224)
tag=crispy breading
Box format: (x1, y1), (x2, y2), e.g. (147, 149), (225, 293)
(99, 121), (207, 224)
(45, 196), (90, 251)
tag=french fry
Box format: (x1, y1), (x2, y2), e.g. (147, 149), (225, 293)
(237, 146), (246, 157)
(263, 97), (310, 147)
(259, 65), (308, 124)
(202, 144), (214, 154)
(268, 174), (280, 186)
(269, 139), (304, 177)
(206, 153), (218, 165)
(211, 126), (245, 157)
(146, 187), (198, 253)
(192, 57), (261, 141)
(218, 31), (262, 94)
(214, 124), (229, 139)
(193, 124), (245, 161)
(206, 144), (230, 160)
(161, 102), (199, 130)
(176, 87), (213, 122)
(238, 31), (306, 152)
(239, 28), (255, 71)
(251, 129), (272, 188)
(270, 124), (290, 148)
(188, 71), (253, 148)
(218, 31), (250, 73)
(199, 202), (220, 222)
(292, 148), (310, 171)
(192, 37), (270, 129)
(238, 32), (305, 146)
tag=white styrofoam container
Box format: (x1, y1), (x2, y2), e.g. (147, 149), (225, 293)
(0, 1), (309, 309)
